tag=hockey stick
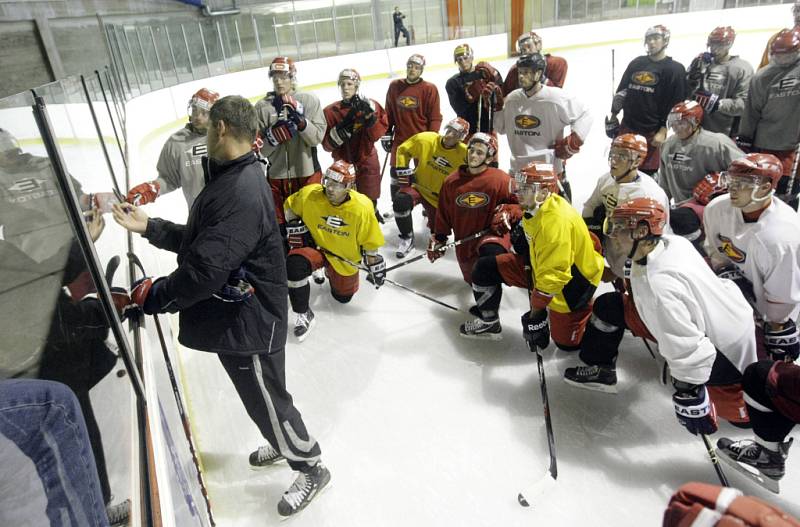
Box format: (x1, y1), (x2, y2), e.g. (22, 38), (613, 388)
(383, 228), (491, 273)
(127, 252), (217, 525)
(611, 49), (615, 99)
(518, 343), (557, 507)
(702, 433), (730, 487)
(105, 255), (121, 286)
(779, 142), (800, 205)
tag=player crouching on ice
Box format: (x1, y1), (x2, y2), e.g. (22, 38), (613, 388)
(459, 162), (604, 347)
(283, 160), (386, 341)
(564, 198), (757, 435)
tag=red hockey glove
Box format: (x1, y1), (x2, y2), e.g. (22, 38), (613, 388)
(127, 181), (160, 206)
(491, 203), (523, 234)
(265, 121), (297, 146)
(481, 82), (504, 111)
(553, 132), (583, 160)
(280, 95), (307, 131)
(464, 79), (487, 104)
(693, 89), (720, 114)
(474, 61), (499, 82)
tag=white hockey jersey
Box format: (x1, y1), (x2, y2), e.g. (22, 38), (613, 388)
(629, 235), (757, 385)
(703, 195), (800, 323)
(495, 85), (592, 173)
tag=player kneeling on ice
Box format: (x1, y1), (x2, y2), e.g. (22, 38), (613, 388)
(392, 117), (469, 258)
(283, 160), (386, 341)
(565, 198), (757, 433)
(460, 162), (604, 347)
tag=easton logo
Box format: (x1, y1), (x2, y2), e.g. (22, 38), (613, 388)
(717, 234), (746, 263)
(515, 115), (540, 129)
(8, 177), (45, 193)
(773, 77), (800, 90)
(632, 71), (658, 86)
(672, 153), (692, 162)
(603, 193), (618, 209)
(456, 191), (489, 208)
(706, 71), (726, 82)
(191, 144), (208, 156)
(398, 95), (419, 109)
(322, 215), (348, 228)
(432, 156), (453, 169)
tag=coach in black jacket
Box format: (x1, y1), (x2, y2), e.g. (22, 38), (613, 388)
(112, 95), (329, 517)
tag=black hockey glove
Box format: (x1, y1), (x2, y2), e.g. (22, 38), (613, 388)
(392, 166), (415, 187)
(213, 266), (255, 303)
(328, 122), (352, 148)
(365, 253), (386, 288)
(583, 204), (606, 241)
(764, 320), (800, 362)
(604, 114), (620, 139)
(693, 90), (720, 114)
(521, 310), (550, 351)
(286, 219), (313, 249)
(380, 131), (394, 153)
(715, 265), (755, 306)
(672, 380), (718, 436)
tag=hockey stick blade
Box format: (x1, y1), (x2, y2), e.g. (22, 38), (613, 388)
(518, 469), (557, 507)
(105, 255), (121, 286)
(715, 448), (780, 494)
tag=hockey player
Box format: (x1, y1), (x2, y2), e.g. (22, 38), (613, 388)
(460, 162), (604, 346)
(127, 88), (219, 208)
(430, 133), (512, 284)
(255, 57), (326, 226)
(703, 153), (800, 350)
(686, 26), (753, 137)
(502, 31), (568, 95)
(738, 27), (800, 210)
(582, 133), (669, 278)
(445, 43), (504, 138)
(606, 25), (687, 175)
(659, 100), (743, 203)
(496, 53), (592, 199)
(663, 481), (800, 524)
(564, 198), (757, 432)
(283, 160), (386, 341)
(322, 68), (389, 217)
(717, 359), (799, 493)
(391, 118), (469, 257)
(382, 53), (442, 198)
(758, 0), (800, 69)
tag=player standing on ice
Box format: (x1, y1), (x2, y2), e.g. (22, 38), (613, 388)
(254, 57), (326, 231)
(283, 160), (386, 341)
(322, 68), (389, 222)
(445, 43), (504, 139)
(430, 133), (513, 284)
(112, 96), (329, 518)
(686, 26), (753, 137)
(391, 118), (469, 258)
(382, 54), (442, 202)
(758, 0), (800, 69)
(459, 162), (604, 344)
(502, 31), (568, 95)
(564, 198), (756, 432)
(738, 27), (800, 210)
(606, 25), (687, 175)
(127, 88), (219, 209)
(495, 52), (592, 201)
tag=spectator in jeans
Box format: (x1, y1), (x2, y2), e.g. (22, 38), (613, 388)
(393, 6), (410, 46)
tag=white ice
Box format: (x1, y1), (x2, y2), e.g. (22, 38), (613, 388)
(131, 12), (800, 526)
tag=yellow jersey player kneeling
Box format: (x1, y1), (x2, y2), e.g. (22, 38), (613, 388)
(283, 160), (386, 341)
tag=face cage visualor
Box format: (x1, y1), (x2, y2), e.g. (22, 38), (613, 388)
(602, 216), (648, 239)
(772, 50), (800, 67)
(607, 149), (637, 166)
(187, 100), (211, 118)
(719, 171), (769, 192)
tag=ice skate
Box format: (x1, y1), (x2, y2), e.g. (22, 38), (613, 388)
(563, 365), (618, 394)
(107, 498), (131, 526)
(277, 462), (331, 517)
(396, 234), (414, 258)
(716, 437), (792, 493)
(294, 309), (315, 342)
(459, 316), (502, 341)
(249, 443), (286, 469)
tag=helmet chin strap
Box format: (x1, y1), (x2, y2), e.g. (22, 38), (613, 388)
(749, 187), (773, 204)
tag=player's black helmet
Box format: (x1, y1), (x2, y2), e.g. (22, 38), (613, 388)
(517, 53), (546, 73)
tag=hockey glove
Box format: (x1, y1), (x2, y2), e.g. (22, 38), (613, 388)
(610, 90), (627, 114)
(364, 253), (386, 288)
(427, 235), (446, 262)
(464, 78), (487, 104)
(693, 90), (720, 114)
(286, 219), (313, 249)
(265, 120), (298, 146)
(111, 287), (136, 321)
(474, 61), (500, 82)
(328, 123), (352, 148)
(734, 136), (753, 153)
(380, 132), (394, 153)
(481, 82), (504, 111)
(127, 181), (160, 205)
(393, 166), (415, 187)
(584, 204), (606, 240)
(252, 133), (264, 153)
(491, 203), (523, 235)
(213, 266), (255, 303)
(764, 320), (800, 362)
(131, 276), (173, 315)
(554, 132), (584, 160)
(279, 95), (306, 131)
(687, 53), (713, 86)
(521, 310), (550, 351)
(715, 265), (755, 306)
(672, 381), (718, 436)
(604, 114), (620, 139)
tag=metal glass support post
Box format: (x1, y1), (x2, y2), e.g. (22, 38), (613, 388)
(148, 27), (166, 87)
(121, 27), (143, 92)
(332, 1), (340, 54)
(215, 20), (228, 72)
(273, 17), (282, 56)
(163, 25), (180, 83)
(134, 27), (151, 87)
(311, 11), (320, 58)
(440, 0), (447, 41)
(96, 70), (127, 169)
(234, 18), (245, 69)
(180, 23), (195, 79)
(106, 26), (131, 99)
(252, 15), (264, 66)
(472, 0), (477, 35)
(80, 75), (119, 194)
(352, 7), (358, 52)
(292, 13), (302, 60)
(198, 23), (212, 76)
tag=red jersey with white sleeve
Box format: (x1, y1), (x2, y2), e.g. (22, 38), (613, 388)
(385, 79), (442, 165)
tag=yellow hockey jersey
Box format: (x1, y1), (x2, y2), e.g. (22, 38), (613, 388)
(395, 131), (467, 208)
(285, 184), (385, 276)
(522, 194), (604, 313)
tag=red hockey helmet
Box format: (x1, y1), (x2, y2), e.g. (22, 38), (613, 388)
(453, 43), (474, 62)
(516, 162), (559, 194)
(324, 160), (356, 187)
(606, 197), (667, 239)
(723, 153), (784, 189)
(407, 54), (426, 68)
(269, 56), (296, 79)
(645, 25), (670, 46)
(771, 27), (800, 55)
(692, 172), (728, 205)
(443, 117), (470, 141)
(188, 88), (219, 113)
(667, 100), (704, 130)
(338, 68), (361, 88)
(467, 132), (498, 160)
(707, 26), (736, 47)
(516, 31), (542, 53)
(611, 133), (648, 160)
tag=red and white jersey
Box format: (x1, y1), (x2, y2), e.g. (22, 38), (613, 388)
(703, 195), (800, 323)
(495, 85), (592, 173)
(630, 235), (757, 385)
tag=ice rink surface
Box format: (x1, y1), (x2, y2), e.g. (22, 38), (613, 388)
(131, 14), (800, 526)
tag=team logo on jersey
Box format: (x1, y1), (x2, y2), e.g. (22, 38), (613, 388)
(456, 191), (489, 208)
(397, 95), (419, 109)
(603, 194), (618, 210)
(8, 177), (46, 193)
(772, 77), (800, 91)
(432, 156), (453, 169)
(322, 215), (348, 229)
(706, 71), (726, 83)
(632, 71), (658, 86)
(515, 115), (540, 129)
(189, 144), (208, 156)
(717, 234), (746, 263)
(671, 152), (692, 163)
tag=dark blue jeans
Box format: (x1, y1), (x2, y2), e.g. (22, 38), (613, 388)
(0, 379), (109, 526)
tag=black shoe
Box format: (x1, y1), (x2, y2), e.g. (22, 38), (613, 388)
(277, 462), (331, 517)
